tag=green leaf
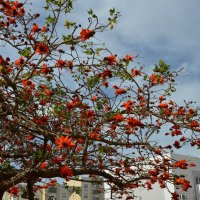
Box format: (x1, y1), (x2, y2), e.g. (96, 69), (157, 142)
(64, 19), (73, 29)
(109, 8), (116, 16)
(18, 47), (31, 57)
(88, 9), (93, 15)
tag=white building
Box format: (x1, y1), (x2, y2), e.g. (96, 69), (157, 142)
(132, 153), (200, 200)
(104, 153), (200, 200)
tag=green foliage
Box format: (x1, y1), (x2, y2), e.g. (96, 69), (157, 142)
(18, 47), (31, 57)
(154, 60), (170, 74)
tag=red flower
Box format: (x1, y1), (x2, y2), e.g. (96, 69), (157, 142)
(32, 23), (39, 33)
(56, 59), (65, 69)
(175, 178), (191, 191)
(35, 42), (49, 55)
(27, 135), (34, 140)
(80, 28), (94, 41)
(113, 114), (124, 123)
(41, 26), (47, 32)
(159, 103), (168, 108)
(121, 100), (133, 111)
(124, 54), (134, 62)
(126, 118), (143, 127)
(86, 110), (95, 118)
(149, 74), (164, 84)
(39, 162), (47, 170)
(105, 55), (117, 65)
(56, 136), (75, 149)
(173, 140), (181, 148)
(66, 61), (73, 69)
(159, 96), (166, 103)
(189, 120), (199, 128)
(115, 88), (126, 95)
(66, 101), (75, 110)
(172, 192), (179, 200)
(131, 69), (141, 77)
(60, 165), (73, 177)
(8, 186), (20, 196)
(174, 160), (188, 169)
(91, 96), (97, 101)
(15, 57), (24, 66)
(189, 162), (196, 167)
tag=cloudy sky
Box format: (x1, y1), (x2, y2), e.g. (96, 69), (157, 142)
(69, 0), (200, 103)
(71, 0), (200, 156)
(18, 0), (200, 156)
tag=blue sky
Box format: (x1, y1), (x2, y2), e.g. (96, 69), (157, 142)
(32, 0), (200, 102)
(6, 0), (200, 156)
(31, 0), (200, 156)
(71, 0), (200, 156)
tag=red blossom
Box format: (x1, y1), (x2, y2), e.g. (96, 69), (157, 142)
(8, 186), (19, 196)
(80, 28), (94, 41)
(174, 160), (188, 169)
(149, 74), (165, 84)
(56, 136), (75, 150)
(105, 54), (117, 65)
(115, 88), (127, 95)
(60, 165), (73, 177)
(112, 114), (124, 123)
(131, 69), (141, 77)
(121, 100), (133, 111)
(126, 118), (144, 127)
(39, 162), (47, 170)
(124, 54), (134, 62)
(32, 23), (39, 32)
(35, 42), (49, 55)
(14, 57), (24, 66)
(56, 59), (65, 68)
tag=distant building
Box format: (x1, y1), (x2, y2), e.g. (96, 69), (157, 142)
(106, 153), (200, 200)
(3, 177), (104, 200)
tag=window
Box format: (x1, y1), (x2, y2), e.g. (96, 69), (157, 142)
(48, 186), (57, 193)
(84, 184), (88, 189)
(179, 194), (187, 200)
(196, 177), (200, 185)
(48, 196), (56, 200)
(62, 193), (67, 200)
(84, 195), (88, 199)
(93, 190), (99, 195)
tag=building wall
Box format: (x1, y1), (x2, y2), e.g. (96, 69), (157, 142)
(171, 153), (200, 200)
(133, 183), (166, 200)
(3, 177), (105, 200)
(133, 153), (200, 200)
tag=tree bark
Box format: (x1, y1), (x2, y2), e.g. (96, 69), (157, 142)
(27, 178), (35, 200)
(0, 191), (4, 200)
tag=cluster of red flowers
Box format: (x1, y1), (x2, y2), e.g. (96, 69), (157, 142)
(149, 74), (165, 85)
(56, 136), (75, 150)
(0, 0), (25, 17)
(175, 177), (191, 191)
(126, 117), (144, 127)
(60, 165), (73, 177)
(105, 54), (117, 65)
(124, 54), (134, 62)
(80, 28), (95, 41)
(8, 186), (19, 196)
(115, 88), (127, 95)
(35, 42), (49, 55)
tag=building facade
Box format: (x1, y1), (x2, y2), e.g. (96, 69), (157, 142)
(133, 153), (200, 200)
(3, 177), (104, 200)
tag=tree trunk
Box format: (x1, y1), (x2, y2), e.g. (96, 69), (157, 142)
(0, 191), (4, 200)
(27, 179), (35, 200)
